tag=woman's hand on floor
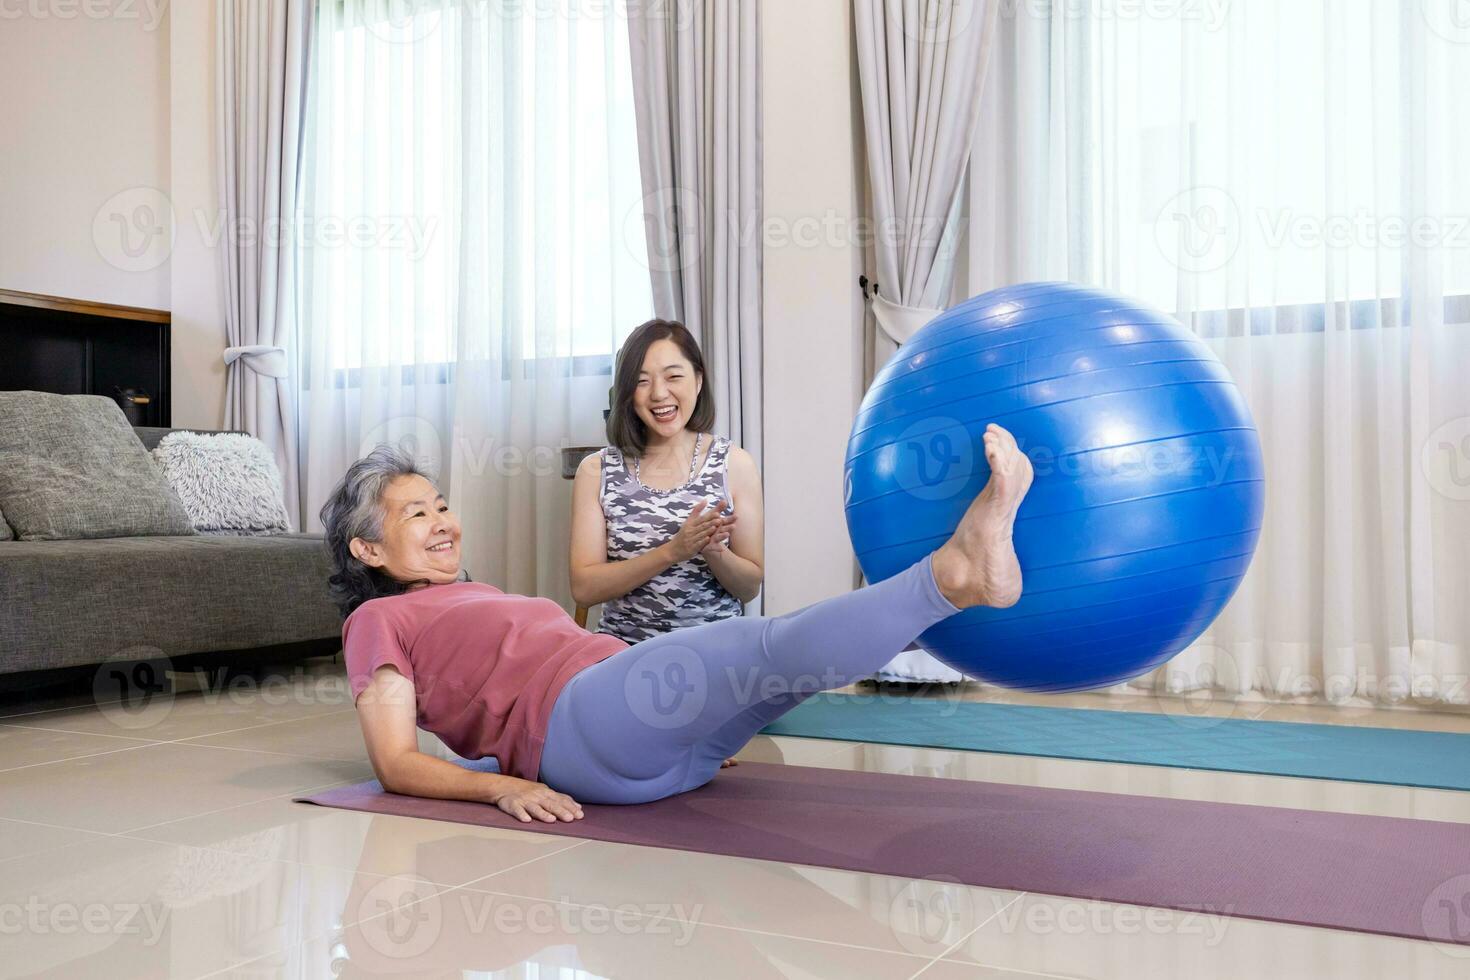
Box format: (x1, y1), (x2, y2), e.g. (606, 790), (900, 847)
(721, 758), (738, 768)
(492, 778), (585, 823)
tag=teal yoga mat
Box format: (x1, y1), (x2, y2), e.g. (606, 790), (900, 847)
(761, 694), (1470, 791)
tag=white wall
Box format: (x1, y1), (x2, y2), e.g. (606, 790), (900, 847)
(761, 0), (869, 614)
(168, 1), (228, 430)
(0, 4), (171, 309)
(0, 2), (227, 430)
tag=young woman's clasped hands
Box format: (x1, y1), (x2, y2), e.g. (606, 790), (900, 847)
(665, 499), (738, 563)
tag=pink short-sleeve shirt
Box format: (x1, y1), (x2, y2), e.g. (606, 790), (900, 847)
(342, 581), (627, 780)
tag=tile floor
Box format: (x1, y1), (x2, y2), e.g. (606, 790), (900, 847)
(1, 658), (1467, 979)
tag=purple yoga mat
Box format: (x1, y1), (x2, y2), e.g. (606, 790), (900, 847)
(297, 761), (1470, 945)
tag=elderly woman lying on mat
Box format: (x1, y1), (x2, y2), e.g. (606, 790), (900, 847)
(324, 428), (1033, 824)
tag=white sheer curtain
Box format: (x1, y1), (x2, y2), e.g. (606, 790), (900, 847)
(298, 0), (653, 603)
(852, 0), (999, 684)
(965, 1), (1470, 706)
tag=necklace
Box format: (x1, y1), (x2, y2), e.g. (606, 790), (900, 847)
(635, 433), (703, 493)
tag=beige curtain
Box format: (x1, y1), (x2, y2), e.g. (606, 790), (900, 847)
(627, 0), (764, 471)
(217, 0), (314, 528)
(856, 0), (1000, 369)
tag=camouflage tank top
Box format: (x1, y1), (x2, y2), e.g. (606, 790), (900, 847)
(596, 435), (743, 643)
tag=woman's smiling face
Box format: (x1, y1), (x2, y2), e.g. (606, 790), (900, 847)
(350, 473), (463, 586)
(634, 338), (703, 443)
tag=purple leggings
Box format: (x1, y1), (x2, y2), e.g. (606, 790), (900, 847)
(537, 555), (958, 804)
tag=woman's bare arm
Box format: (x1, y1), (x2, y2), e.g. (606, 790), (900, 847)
(702, 446), (765, 603)
(355, 665), (582, 822)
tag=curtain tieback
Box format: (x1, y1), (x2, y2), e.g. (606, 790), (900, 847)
(872, 293), (944, 345)
(223, 345), (290, 379)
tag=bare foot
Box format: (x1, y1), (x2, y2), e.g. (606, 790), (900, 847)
(933, 424), (1034, 609)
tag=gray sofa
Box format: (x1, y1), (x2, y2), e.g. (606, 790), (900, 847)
(0, 425), (341, 689)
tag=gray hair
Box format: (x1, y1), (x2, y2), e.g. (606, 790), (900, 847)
(319, 445), (438, 618)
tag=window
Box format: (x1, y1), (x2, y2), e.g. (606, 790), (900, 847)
(1069, 1), (1470, 319)
(301, 0), (654, 377)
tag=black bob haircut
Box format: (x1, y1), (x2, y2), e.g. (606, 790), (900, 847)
(605, 319), (716, 457)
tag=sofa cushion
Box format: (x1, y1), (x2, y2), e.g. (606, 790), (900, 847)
(0, 391), (195, 541)
(0, 534), (341, 674)
(152, 432), (292, 535)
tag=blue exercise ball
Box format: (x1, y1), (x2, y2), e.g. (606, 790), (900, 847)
(845, 281), (1265, 691)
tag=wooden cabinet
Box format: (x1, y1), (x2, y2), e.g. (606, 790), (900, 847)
(0, 289), (171, 427)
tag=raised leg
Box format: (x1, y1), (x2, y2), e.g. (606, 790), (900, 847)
(539, 424), (1035, 804)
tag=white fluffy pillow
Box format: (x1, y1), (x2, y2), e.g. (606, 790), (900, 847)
(151, 432), (291, 535)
